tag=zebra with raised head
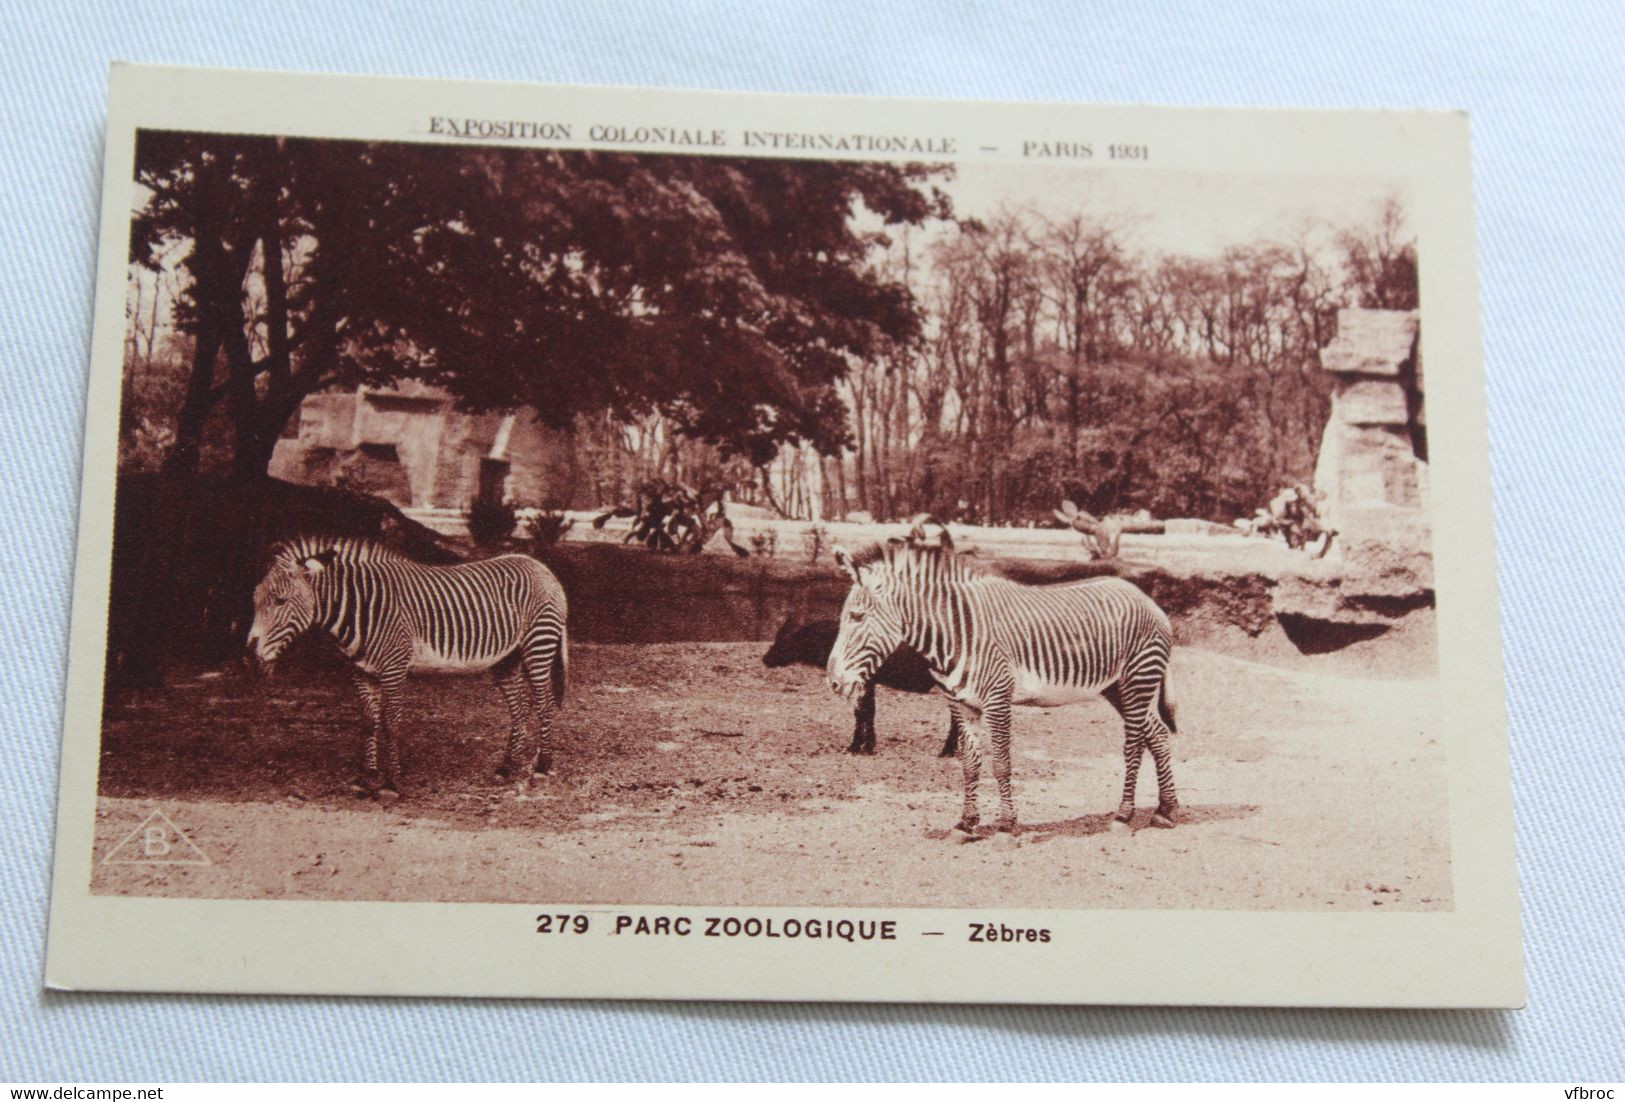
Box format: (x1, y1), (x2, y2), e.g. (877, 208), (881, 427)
(246, 538), (568, 797)
(827, 518), (1179, 836)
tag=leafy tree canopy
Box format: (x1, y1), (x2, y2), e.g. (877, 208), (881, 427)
(131, 132), (952, 472)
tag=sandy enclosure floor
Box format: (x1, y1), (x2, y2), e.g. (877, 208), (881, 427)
(92, 642), (1451, 911)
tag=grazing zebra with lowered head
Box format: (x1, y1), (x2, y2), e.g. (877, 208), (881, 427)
(246, 538), (568, 797)
(762, 616), (962, 756)
(827, 518), (1179, 836)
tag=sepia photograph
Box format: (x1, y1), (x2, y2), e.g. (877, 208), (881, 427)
(42, 64), (1521, 1006)
(17, 0), (1625, 1081)
(93, 131), (1442, 912)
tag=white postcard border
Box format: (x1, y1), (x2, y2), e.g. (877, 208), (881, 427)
(45, 63), (1523, 1007)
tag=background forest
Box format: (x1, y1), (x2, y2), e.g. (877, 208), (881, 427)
(121, 135), (1417, 526)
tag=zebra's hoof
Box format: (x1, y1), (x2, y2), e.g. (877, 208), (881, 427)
(953, 819), (979, 836)
(1108, 817), (1133, 834)
(1151, 811), (1177, 829)
(378, 788), (400, 805)
(995, 820), (1018, 835)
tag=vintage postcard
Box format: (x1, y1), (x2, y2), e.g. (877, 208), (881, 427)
(45, 63), (1522, 1005)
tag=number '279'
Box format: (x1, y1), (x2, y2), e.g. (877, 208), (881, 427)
(536, 914), (590, 934)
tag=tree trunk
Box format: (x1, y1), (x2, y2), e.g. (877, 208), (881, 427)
(832, 452), (849, 521)
(165, 320), (223, 475)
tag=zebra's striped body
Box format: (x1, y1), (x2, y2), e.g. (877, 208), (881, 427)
(247, 538), (568, 795)
(828, 525), (1178, 834)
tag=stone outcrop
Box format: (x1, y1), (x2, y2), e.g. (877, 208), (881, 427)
(1304, 308), (1432, 610)
(269, 381), (579, 511)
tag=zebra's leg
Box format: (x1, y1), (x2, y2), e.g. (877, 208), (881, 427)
(1113, 660), (1168, 828)
(1145, 711), (1180, 829)
(378, 672), (407, 798)
(491, 658), (534, 780)
(349, 671), (387, 796)
(939, 708), (961, 757)
(953, 703), (983, 834)
(519, 632), (561, 780)
(526, 683), (555, 780)
(849, 682), (877, 754)
(1115, 727), (1146, 829)
(984, 692), (1018, 833)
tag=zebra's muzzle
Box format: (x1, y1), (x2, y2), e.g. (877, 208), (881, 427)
(244, 637), (278, 680)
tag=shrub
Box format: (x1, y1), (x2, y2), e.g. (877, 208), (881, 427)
(523, 507), (574, 550)
(1241, 484), (1334, 555)
(466, 496), (518, 548)
(594, 480), (748, 557)
(802, 523), (829, 564)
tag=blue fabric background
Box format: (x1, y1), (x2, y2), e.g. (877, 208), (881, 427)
(3, 0), (1622, 1082)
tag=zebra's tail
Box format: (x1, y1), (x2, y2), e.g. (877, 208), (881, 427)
(1156, 664), (1178, 733)
(551, 637), (568, 708)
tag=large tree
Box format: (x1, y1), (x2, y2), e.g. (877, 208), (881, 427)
(834, 198), (1417, 526)
(129, 132), (952, 479)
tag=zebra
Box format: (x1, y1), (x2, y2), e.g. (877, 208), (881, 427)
(826, 518), (1179, 836)
(246, 538), (568, 797)
(761, 616), (962, 756)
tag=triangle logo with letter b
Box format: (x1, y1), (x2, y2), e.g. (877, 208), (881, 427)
(102, 809), (211, 866)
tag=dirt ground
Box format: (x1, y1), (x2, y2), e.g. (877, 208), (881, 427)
(92, 634), (1451, 911)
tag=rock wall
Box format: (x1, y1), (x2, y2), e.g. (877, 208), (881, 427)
(534, 542), (1271, 651)
(1310, 308), (1432, 600)
(270, 383), (579, 511)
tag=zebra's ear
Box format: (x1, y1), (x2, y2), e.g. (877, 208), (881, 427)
(905, 514), (951, 551)
(833, 546), (860, 582)
(301, 549), (337, 574)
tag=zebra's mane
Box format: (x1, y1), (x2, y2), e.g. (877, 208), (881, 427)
(849, 540), (1111, 588)
(848, 539), (988, 578)
(266, 533), (409, 569)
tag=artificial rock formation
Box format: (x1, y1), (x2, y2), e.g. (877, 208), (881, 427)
(269, 380), (579, 512)
(1311, 308), (1432, 600)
